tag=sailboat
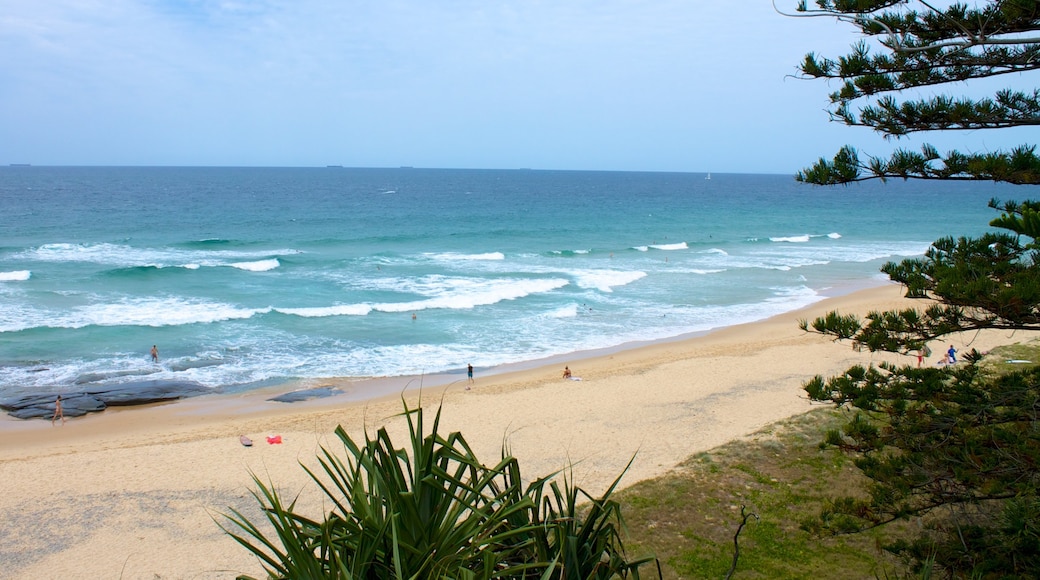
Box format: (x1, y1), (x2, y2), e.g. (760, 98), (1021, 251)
(705, 172), (711, 180)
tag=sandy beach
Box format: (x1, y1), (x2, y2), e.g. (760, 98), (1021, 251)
(1, 283), (1034, 579)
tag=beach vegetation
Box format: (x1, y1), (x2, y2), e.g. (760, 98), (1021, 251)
(792, 2), (1040, 576)
(786, 0), (1040, 185)
(615, 409), (907, 578)
(222, 399), (657, 579)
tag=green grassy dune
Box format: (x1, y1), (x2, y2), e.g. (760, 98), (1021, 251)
(615, 342), (1040, 579)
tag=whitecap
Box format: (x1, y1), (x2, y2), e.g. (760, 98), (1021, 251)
(3, 297), (264, 331)
(427, 252), (505, 261)
(633, 246), (649, 252)
(770, 235), (811, 243)
(21, 242), (300, 270)
(827, 232), (842, 239)
(572, 270), (647, 293)
(545, 304), (579, 318)
(0, 270), (30, 281)
(275, 304), (373, 317)
(649, 242), (688, 251)
(229, 258), (280, 272)
(373, 277), (568, 312)
(84, 298), (264, 328)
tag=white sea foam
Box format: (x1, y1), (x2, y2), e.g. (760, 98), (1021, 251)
(768, 232), (840, 243)
(428, 252), (505, 261)
(648, 242), (688, 251)
(680, 268), (726, 275)
(274, 277), (570, 319)
(572, 270), (646, 292)
(21, 242), (296, 270)
(275, 304), (373, 317)
(0, 270), (30, 281)
(545, 304), (579, 318)
(2, 297), (263, 332)
(0, 304), (40, 333)
(229, 258), (280, 272)
(632, 246), (649, 252)
(84, 298), (264, 328)
(373, 277), (568, 312)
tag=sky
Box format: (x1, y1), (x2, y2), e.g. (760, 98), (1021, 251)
(1, 1), (1033, 174)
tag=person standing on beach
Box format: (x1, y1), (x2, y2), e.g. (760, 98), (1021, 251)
(151, 345), (159, 362)
(947, 345), (957, 364)
(52, 395), (64, 426)
(467, 364), (474, 387)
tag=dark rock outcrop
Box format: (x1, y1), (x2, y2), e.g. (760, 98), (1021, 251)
(268, 386), (342, 403)
(0, 380), (211, 420)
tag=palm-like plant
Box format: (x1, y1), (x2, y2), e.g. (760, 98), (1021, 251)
(222, 400), (655, 579)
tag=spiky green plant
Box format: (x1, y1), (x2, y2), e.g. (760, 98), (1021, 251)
(222, 399), (655, 579)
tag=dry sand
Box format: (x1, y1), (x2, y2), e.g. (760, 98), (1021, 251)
(1, 283), (1033, 579)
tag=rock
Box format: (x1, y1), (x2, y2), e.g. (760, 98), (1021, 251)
(85, 380), (210, 406)
(0, 380), (210, 420)
(1, 392), (107, 419)
(268, 386), (342, 403)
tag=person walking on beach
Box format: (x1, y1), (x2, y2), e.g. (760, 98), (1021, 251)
(466, 363), (474, 389)
(52, 395), (65, 426)
(947, 345), (957, 364)
(151, 345), (159, 362)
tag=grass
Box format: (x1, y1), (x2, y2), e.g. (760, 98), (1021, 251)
(978, 339), (1040, 375)
(614, 341), (1040, 579)
(614, 408), (907, 579)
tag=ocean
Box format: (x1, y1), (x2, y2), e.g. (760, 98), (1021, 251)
(0, 167), (1020, 401)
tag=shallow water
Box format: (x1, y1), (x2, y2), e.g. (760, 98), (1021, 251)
(0, 167), (1017, 399)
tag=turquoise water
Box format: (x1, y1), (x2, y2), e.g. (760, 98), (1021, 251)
(0, 167), (1019, 399)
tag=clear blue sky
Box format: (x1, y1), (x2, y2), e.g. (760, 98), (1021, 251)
(2, 1), (1032, 173)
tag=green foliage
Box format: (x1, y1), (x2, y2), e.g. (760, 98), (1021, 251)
(795, 144), (1040, 185)
(787, 0), (1040, 184)
(617, 409), (906, 579)
(805, 361), (1040, 577)
(222, 400), (656, 579)
(791, 5), (1040, 562)
(804, 200), (1040, 355)
(798, 198), (1040, 574)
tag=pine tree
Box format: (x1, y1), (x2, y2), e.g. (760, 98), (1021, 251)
(790, 1), (1040, 576)
(790, 0), (1040, 185)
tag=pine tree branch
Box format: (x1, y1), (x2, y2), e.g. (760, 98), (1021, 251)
(796, 144), (1040, 185)
(840, 90), (1040, 135)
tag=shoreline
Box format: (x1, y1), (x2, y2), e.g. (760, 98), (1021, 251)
(0, 278), (885, 435)
(3, 282), (1035, 579)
